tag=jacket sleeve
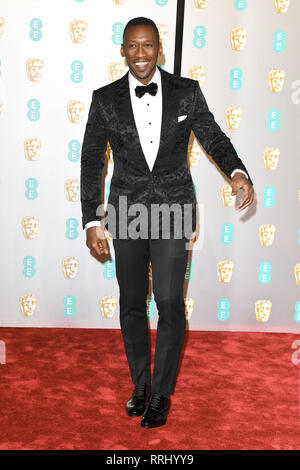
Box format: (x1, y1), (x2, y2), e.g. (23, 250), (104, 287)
(191, 81), (253, 186)
(80, 90), (108, 230)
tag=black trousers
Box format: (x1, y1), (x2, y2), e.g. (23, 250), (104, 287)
(113, 236), (189, 397)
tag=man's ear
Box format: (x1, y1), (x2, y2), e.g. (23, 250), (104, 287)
(120, 44), (125, 57)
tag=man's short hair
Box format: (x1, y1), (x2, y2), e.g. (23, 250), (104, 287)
(123, 17), (160, 44)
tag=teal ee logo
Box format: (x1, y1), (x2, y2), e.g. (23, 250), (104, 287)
(217, 299), (230, 321)
(147, 295), (156, 319)
(25, 178), (38, 200)
(27, 99), (40, 122)
(68, 140), (81, 162)
(221, 223), (233, 245)
(259, 262), (272, 284)
(63, 295), (76, 317)
(103, 258), (116, 280)
(66, 218), (79, 240)
(184, 260), (194, 282)
(273, 29), (286, 53)
(112, 22), (124, 45)
(235, 0), (247, 9)
(105, 180), (111, 200)
(267, 108), (280, 131)
(71, 61), (84, 83)
(263, 186), (275, 208)
(29, 18), (43, 41)
(23, 256), (36, 278)
(193, 26), (206, 49)
(230, 68), (243, 90)
(294, 302), (300, 323)
(156, 0), (168, 5)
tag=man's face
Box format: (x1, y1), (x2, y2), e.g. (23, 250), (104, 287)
(121, 25), (162, 85)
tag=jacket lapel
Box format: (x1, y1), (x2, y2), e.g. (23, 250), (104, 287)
(113, 67), (176, 175)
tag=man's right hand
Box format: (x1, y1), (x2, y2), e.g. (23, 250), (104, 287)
(86, 226), (110, 259)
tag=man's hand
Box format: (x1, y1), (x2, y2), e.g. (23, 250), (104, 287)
(231, 172), (254, 211)
(86, 225), (110, 259)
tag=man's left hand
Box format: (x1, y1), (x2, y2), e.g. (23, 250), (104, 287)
(231, 172), (254, 211)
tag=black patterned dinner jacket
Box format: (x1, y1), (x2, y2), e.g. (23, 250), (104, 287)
(80, 66), (253, 237)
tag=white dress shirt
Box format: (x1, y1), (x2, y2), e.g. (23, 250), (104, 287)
(85, 68), (248, 230)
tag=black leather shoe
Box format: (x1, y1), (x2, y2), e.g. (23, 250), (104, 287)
(126, 384), (151, 417)
(141, 393), (170, 428)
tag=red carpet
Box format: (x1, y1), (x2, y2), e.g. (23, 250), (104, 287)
(0, 327), (299, 450)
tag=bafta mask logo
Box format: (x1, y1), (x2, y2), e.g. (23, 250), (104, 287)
(230, 27), (247, 51)
(274, 0), (290, 13)
(157, 24), (169, 47)
(108, 62), (127, 82)
(67, 100), (84, 123)
(0, 17), (5, 38)
(187, 140), (201, 167)
(225, 106), (242, 130)
(255, 300), (272, 322)
(100, 296), (117, 318)
(62, 256), (79, 279)
(24, 138), (42, 161)
(189, 65), (206, 86)
(217, 260), (234, 283)
(269, 69), (286, 93)
(263, 147), (280, 170)
(65, 178), (80, 202)
(20, 294), (37, 317)
(259, 224), (276, 247)
(22, 216), (39, 239)
(184, 297), (194, 320)
(295, 264), (300, 285)
(26, 58), (44, 82)
(221, 184), (236, 207)
(113, 0), (127, 4)
(194, 0), (209, 8)
(70, 20), (88, 44)
(105, 142), (113, 164)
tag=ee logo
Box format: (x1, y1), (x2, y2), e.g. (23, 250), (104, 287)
(235, 0), (247, 9)
(63, 295), (76, 317)
(68, 140), (81, 162)
(193, 26), (206, 49)
(66, 218), (79, 240)
(112, 22), (124, 45)
(103, 258), (116, 280)
(23, 256), (36, 278)
(147, 295), (156, 319)
(25, 178), (38, 200)
(273, 29), (286, 53)
(294, 302), (300, 323)
(217, 299), (230, 321)
(156, 0), (168, 5)
(29, 18), (43, 41)
(27, 99), (40, 122)
(185, 260), (194, 282)
(267, 108), (280, 131)
(259, 262), (272, 285)
(71, 61), (84, 83)
(221, 223), (233, 245)
(263, 186), (276, 208)
(230, 68), (243, 91)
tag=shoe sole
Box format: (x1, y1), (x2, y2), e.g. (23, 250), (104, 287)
(141, 420), (167, 428)
(126, 407), (146, 417)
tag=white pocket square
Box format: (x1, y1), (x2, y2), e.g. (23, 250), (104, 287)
(178, 115), (187, 122)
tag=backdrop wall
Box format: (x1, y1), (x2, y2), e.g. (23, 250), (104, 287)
(0, 0), (299, 332)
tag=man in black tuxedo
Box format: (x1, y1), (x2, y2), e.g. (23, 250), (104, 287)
(80, 17), (254, 428)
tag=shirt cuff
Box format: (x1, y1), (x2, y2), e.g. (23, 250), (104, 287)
(85, 220), (101, 230)
(231, 169), (248, 179)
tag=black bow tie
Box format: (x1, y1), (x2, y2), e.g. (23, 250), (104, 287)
(135, 82), (158, 98)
